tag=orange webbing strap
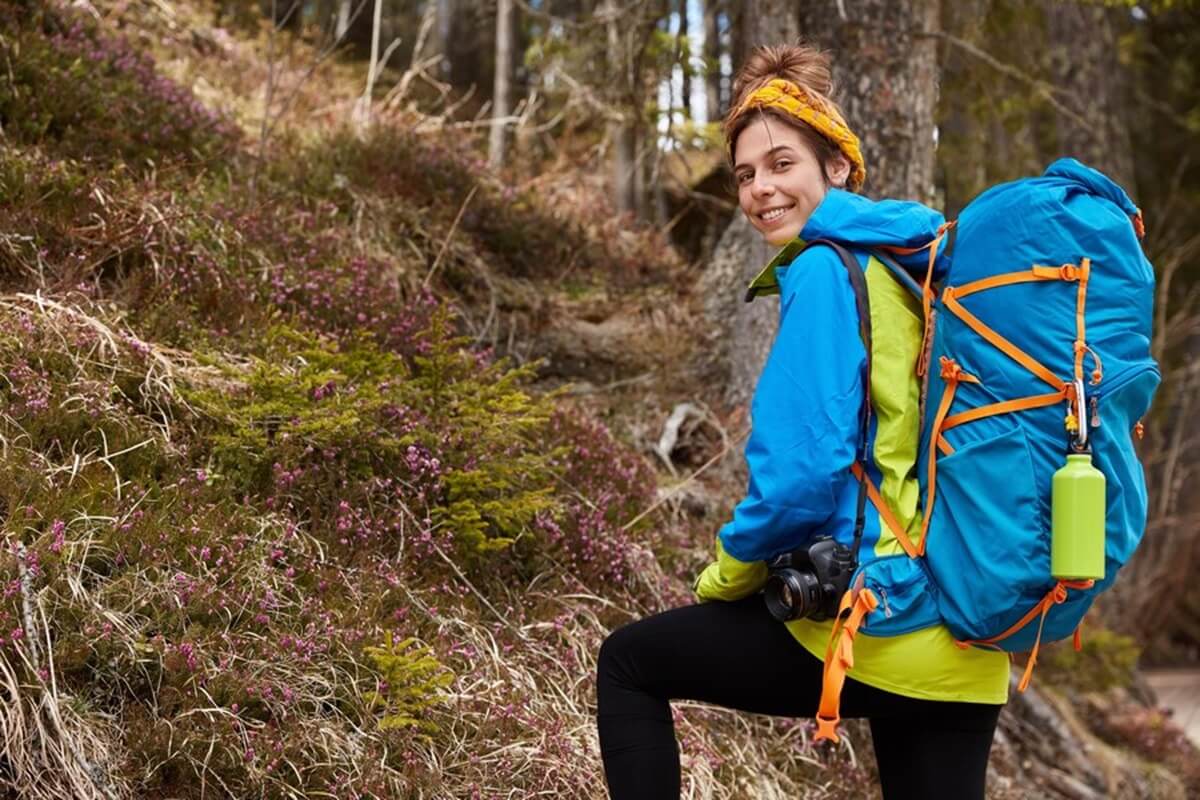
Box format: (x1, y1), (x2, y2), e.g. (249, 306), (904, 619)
(850, 462), (920, 559)
(937, 435), (954, 457)
(917, 357), (980, 555)
(1073, 258), (1092, 389)
(940, 390), (1069, 433)
(1132, 209), (1145, 239)
(952, 265), (1075, 299)
(880, 221), (954, 378)
(955, 579), (1094, 692)
(941, 287), (1067, 394)
(814, 588), (879, 743)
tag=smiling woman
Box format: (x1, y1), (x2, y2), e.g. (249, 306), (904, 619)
(595, 42), (1012, 800)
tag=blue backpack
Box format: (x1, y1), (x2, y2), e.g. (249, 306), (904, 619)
(810, 159), (1159, 741)
(917, 159), (1158, 662)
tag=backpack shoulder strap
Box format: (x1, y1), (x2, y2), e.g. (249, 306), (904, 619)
(803, 240), (923, 563)
(801, 239), (872, 560)
(803, 240), (872, 358)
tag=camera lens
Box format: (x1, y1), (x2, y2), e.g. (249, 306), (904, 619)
(764, 569), (821, 621)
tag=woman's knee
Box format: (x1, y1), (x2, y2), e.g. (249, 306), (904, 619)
(597, 621), (645, 689)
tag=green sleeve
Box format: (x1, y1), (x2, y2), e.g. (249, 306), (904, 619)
(693, 538), (769, 602)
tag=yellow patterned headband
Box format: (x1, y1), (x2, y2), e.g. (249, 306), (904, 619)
(733, 78), (867, 192)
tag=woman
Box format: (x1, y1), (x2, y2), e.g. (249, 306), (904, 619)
(595, 44), (1010, 799)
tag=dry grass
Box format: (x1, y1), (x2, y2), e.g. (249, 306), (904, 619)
(0, 291), (875, 798)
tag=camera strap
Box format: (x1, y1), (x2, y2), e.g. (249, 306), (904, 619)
(801, 240), (873, 569)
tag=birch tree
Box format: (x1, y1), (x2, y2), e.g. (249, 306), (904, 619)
(489, 0), (515, 169)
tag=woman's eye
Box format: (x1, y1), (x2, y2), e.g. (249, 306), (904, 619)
(774, 160), (792, 171)
(737, 172), (753, 185)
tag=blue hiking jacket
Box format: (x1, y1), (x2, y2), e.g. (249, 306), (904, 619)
(717, 190), (946, 567)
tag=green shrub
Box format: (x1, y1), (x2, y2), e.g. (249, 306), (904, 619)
(186, 312), (561, 562)
(364, 634), (454, 731)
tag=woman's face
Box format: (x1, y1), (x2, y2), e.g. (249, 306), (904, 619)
(733, 117), (849, 247)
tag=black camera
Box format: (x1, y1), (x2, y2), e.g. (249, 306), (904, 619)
(763, 536), (855, 622)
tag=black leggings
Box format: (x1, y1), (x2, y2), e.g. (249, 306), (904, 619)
(596, 596), (1003, 800)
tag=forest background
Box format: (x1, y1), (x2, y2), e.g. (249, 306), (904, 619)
(1, 0), (1199, 797)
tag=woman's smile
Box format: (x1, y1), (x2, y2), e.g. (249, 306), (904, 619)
(758, 204), (795, 224)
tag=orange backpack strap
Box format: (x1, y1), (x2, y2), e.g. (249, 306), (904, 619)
(917, 357), (980, 555)
(941, 286), (1066, 394)
(878, 221), (954, 379)
(850, 462), (920, 559)
(941, 390), (1069, 432)
(814, 587), (879, 743)
(955, 579), (1094, 692)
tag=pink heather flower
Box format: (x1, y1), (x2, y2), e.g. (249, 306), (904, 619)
(125, 336), (151, 356)
(49, 519), (66, 554)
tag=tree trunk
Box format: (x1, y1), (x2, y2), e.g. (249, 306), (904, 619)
(797, 0), (941, 204)
(334, 0), (352, 39)
(1043, 2), (1136, 193)
(489, 0), (514, 170)
(699, 0), (801, 407)
(935, 0), (993, 215)
(679, 0), (692, 117)
(741, 0), (798, 52)
(727, 1), (744, 99)
(606, 0), (638, 216)
(708, 1), (878, 409)
(703, 0), (722, 124)
(698, 0), (803, 407)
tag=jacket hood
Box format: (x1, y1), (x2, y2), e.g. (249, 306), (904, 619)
(745, 189), (950, 301)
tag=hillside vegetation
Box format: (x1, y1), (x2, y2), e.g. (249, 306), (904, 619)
(0, 2), (884, 797)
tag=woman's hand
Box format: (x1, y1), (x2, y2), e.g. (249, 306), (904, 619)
(693, 540), (769, 603)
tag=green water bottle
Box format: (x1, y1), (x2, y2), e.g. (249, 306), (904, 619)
(1050, 452), (1107, 580)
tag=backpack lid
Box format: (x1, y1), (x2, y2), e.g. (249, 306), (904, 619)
(1043, 158), (1139, 217)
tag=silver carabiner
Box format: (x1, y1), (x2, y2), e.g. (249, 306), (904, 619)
(1073, 376), (1089, 450)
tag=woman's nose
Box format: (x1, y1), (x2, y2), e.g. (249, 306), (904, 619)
(752, 175), (776, 198)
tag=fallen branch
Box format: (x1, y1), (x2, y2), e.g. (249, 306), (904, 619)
(622, 426), (749, 531)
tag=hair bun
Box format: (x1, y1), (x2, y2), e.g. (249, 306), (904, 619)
(730, 43), (834, 112)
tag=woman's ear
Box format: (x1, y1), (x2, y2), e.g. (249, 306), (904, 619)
(827, 153), (851, 189)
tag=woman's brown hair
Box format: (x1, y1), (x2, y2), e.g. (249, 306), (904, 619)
(723, 43), (848, 186)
